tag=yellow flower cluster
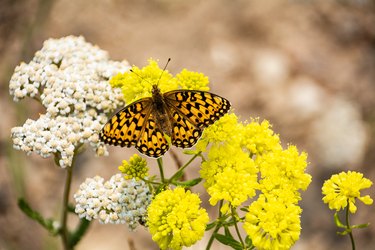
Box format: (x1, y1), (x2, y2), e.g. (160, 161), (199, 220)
(322, 171), (373, 213)
(147, 187), (209, 250)
(118, 154), (149, 180)
(196, 113), (242, 152)
(242, 119), (282, 155)
(200, 144), (258, 207)
(174, 69), (210, 91)
(243, 196), (301, 250)
(109, 59), (210, 104)
(198, 113), (311, 249)
(257, 146), (311, 203)
(198, 114), (258, 207)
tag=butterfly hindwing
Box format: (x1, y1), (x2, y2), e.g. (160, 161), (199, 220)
(135, 113), (169, 157)
(99, 98), (152, 147)
(169, 110), (203, 148)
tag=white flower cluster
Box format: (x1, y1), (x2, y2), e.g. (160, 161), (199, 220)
(74, 174), (151, 231)
(11, 113), (107, 167)
(9, 36), (130, 167)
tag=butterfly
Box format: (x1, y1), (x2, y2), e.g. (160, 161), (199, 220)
(99, 84), (231, 158)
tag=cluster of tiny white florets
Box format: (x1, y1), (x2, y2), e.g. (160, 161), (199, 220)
(74, 174), (151, 231)
(11, 113), (108, 167)
(9, 36), (130, 167)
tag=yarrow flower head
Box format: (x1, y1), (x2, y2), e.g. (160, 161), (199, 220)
(322, 171), (373, 213)
(243, 195), (302, 250)
(9, 36), (129, 167)
(118, 154), (149, 180)
(109, 59), (211, 104)
(147, 187), (209, 250)
(11, 114), (105, 167)
(74, 174), (151, 230)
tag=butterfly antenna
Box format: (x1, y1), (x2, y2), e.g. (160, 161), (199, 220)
(156, 58), (171, 87)
(129, 58), (171, 88)
(129, 68), (147, 81)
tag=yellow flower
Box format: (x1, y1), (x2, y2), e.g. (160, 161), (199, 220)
(257, 146), (311, 203)
(109, 59), (213, 105)
(322, 171), (373, 213)
(196, 113), (242, 152)
(118, 154), (149, 180)
(242, 119), (282, 156)
(110, 59), (177, 103)
(147, 187), (209, 250)
(243, 195), (302, 250)
(200, 144), (258, 206)
(174, 69), (210, 91)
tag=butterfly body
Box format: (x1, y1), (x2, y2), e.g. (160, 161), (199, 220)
(100, 85), (230, 158)
(151, 85), (173, 136)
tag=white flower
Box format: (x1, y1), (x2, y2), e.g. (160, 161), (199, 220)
(9, 36), (130, 168)
(74, 174), (152, 231)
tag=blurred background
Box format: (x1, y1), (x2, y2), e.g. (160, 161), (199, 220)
(1, 0), (375, 249)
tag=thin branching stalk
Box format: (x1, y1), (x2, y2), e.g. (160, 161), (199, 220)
(60, 145), (82, 250)
(206, 200), (224, 250)
(345, 202), (356, 250)
(169, 153), (200, 181)
(61, 163), (74, 250)
(157, 157), (165, 182)
(231, 205), (245, 248)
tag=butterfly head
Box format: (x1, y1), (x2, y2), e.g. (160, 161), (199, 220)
(152, 84), (161, 95)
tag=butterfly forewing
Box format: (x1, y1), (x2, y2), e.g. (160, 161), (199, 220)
(99, 99), (152, 147)
(164, 90), (231, 147)
(164, 90), (231, 127)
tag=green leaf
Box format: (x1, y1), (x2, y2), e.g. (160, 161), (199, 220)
(337, 230), (349, 236)
(214, 233), (243, 250)
(18, 198), (59, 235)
(352, 223), (370, 229)
(334, 212), (346, 228)
(182, 149), (199, 155)
(206, 221), (217, 231)
(240, 206), (249, 213)
(223, 217), (237, 227)
(170, 169), (185, 181)
(173, 178), (202, 187)
(224, 225), (233, 238)
(69, 218), (91, 247)
(245, 235), (254, 249)
(67, 203), (76, 213)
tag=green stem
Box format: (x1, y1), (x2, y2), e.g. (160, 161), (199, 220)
(206, 200), (224, 250)
(169, 153), (200, 181)
(60, 145), (83, 250)
(140, 177), (161, 185)
(231, 205), (245, 247)
(345, 203), (356, 250)
(157, 158), (165, 183)
(61, 164), (73, 250)
(206, 222), (221, 250)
